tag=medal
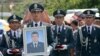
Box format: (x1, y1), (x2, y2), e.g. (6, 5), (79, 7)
(64, 27), (66, 30)
(94, 37), (97, 43)
(64, 38), (67, 42)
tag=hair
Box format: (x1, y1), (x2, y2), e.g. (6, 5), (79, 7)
(71, 20), (78, 26)
(31, 32), (39, 37)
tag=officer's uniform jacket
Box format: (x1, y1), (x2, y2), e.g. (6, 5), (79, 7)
(52, 25), (74, 48)
(76, 25), (100, 56)
(50, 25), (74, 56)
(0, 29), (23, 56)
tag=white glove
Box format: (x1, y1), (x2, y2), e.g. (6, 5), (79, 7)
(0, 51), (3, 56)
(47, 46), (53, 55)
(0, 34), (3, 37)
(60, 45), (68, 50)
(22, 52), (25, 56)
(7, 49), (12, 54)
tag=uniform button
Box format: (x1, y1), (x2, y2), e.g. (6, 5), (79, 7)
(89, 43), (91, 45)
(58, 38), (59, 40)
(89, 47), (91, 49)
(58, 39), (60, 41)
(58, 42), (60, 44)
(89, 51), (91, 53)
(88, 39), (91, 41)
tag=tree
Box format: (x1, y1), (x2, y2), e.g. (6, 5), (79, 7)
(45, 0), (100, 15)
(2, 0), (100, 17)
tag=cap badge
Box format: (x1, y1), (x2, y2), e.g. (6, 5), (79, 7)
(87, 11), (90, 15)
(34, 4), (38, 9)
(13, 15), (16, 20)
(57, 10), (60, 14)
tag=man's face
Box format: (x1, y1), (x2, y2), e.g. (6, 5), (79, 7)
(71, 23), (76, 29)
(32, 34), (39, 42)
(31, 11), (42, 22)
(94, 20), (100, 26)
(55, 16), (64, 25)
(84, 17), (94, 25)
(9, 21), (21, 30)
(79, 20), (85, 26)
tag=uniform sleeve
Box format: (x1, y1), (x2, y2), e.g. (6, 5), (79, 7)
(76, 29), (81, 56)
(98, 27), (100, 49)
(46, 26), (56, 47)
(67, 28), (74, 49)
(17, 33), (23, 49)
(0, 34), (8, 54)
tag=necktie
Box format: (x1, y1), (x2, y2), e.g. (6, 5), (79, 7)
(35, 23), (38, 27)
(58, 27), (61, 33)
(87, 26), (90, 34)
(34, 43), (37, 48)
(14, 32), (16, 37)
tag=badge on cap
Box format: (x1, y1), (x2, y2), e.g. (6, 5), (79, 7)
(34, 4), (38, 9)
(57, 10), (60, 14)
(13, 15), (16, 20)
(87, 10), (90, 15)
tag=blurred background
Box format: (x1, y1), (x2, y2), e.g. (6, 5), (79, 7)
(0, 0), (100, 31)
(0, 0), (100, 18)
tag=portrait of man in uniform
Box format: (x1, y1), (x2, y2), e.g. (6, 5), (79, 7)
(23, 27), (48, 56)
(27, 31), (44, 53)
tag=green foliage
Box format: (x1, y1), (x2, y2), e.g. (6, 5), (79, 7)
(8, 0), (100, 16)
(45, 0), (100, 15)
(13, 0), (33, 17)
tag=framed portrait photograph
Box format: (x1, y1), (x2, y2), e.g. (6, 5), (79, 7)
(23, 26), (48, 56)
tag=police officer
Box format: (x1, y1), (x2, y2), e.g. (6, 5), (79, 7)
(1, 15), (23, 56)
(26, 3), (56, 55)
(50, 9), (74, 56)
(76, 10), (100, 56)
(94, 16), (100, 26)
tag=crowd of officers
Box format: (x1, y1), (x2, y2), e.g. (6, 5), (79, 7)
(0, 3), (100, 56)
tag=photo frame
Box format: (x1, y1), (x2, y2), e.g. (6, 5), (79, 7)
(23, 26), (48, 56)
